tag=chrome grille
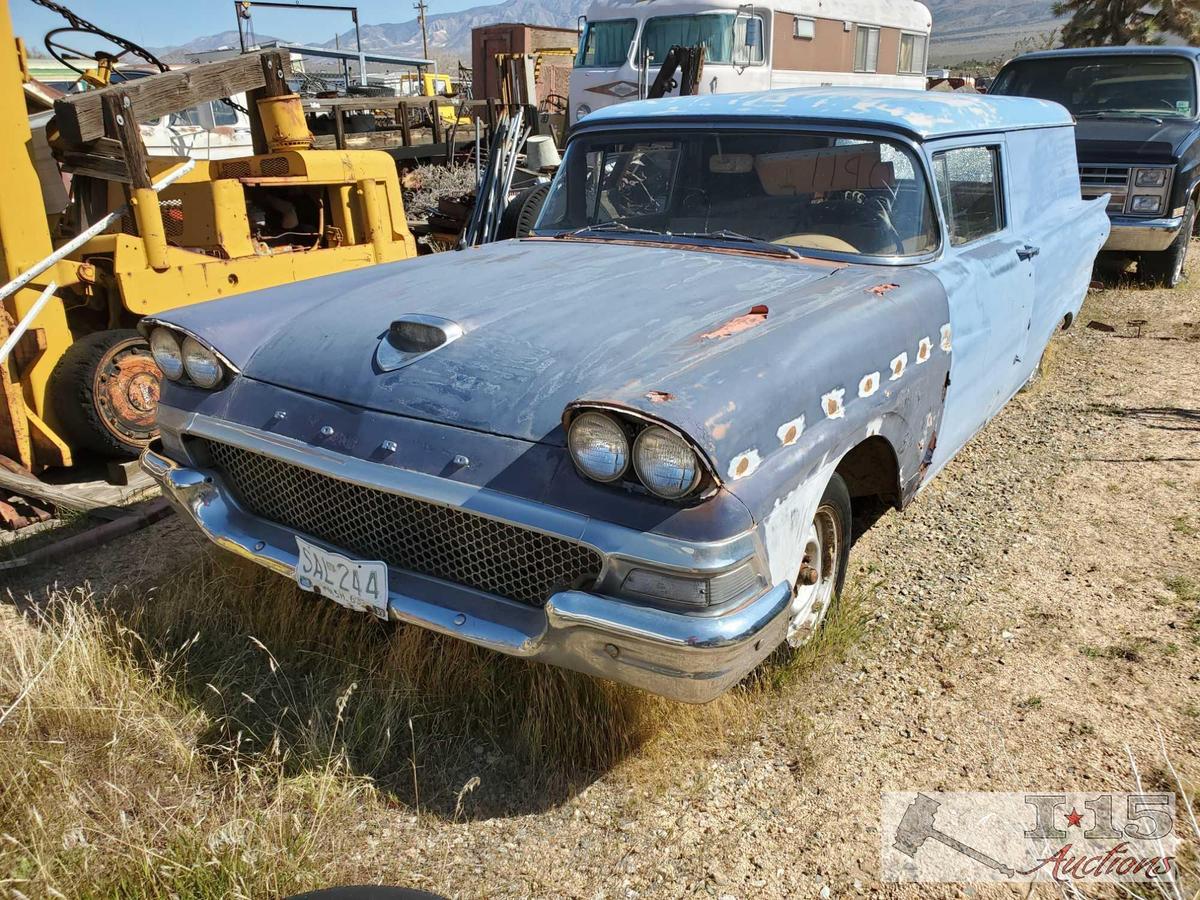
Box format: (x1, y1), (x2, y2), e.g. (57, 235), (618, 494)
(1079, 164), (1129, 214)
(203, 440), (603, 607)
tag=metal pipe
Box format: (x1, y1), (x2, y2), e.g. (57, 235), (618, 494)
(0, 281), (56, 366)
(0, 159), (195, 306)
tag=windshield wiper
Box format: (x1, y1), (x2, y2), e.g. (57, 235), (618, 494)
(1076, 111), (1165, 124)
(557, 222), (668, 238)
(672, 229), (803, 259)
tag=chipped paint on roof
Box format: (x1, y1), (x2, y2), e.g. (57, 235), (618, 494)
(582, 87), (1073, 140)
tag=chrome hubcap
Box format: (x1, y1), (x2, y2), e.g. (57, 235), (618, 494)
(786, 504), (840, 647)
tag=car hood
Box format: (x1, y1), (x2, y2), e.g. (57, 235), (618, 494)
(154, 239), (941, 467)
(1074, 116), (1196, 163)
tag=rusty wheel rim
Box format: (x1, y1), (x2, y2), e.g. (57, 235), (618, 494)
(786, 503), (841, 648)
(94, 339), (162, 447)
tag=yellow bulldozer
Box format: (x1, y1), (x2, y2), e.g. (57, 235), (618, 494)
(0, 1), (418, 473)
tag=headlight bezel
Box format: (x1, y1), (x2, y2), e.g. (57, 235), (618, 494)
(139, 319), (238, 391)
(565, 404), (715, 502)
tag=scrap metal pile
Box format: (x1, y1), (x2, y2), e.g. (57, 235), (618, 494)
(462, 107), (531, 247)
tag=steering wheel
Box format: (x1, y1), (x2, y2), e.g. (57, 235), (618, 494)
(809, 193), (906, 255)
(45, 27), (156, 82)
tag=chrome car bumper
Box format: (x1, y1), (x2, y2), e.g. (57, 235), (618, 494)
(141, 441), (793, 703)
(1103, 214), (1185, 253)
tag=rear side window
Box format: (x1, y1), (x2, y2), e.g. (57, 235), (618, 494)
(932, 146), (1004, 245)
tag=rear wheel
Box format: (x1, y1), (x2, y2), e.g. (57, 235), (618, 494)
(785, 473), (852, 648)
(1139, 197), (1195, 288)
(50, 329), (162, 458)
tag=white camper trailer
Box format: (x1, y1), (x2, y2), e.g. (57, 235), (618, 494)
(570, 0), (932, 122)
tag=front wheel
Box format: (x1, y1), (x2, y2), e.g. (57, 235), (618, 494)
(50, 329), (163, 458)
(785, 473), (852, 648)
(1139, 198), (1195, 288)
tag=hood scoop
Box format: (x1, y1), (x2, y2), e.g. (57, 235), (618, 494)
(376, 315), (464, 372)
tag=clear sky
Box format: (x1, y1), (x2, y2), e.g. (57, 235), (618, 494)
(12, 0), (500, 51)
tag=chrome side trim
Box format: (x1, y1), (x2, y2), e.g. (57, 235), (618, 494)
(142, 446), (793, 702)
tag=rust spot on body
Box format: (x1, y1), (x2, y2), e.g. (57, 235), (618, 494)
(645, 390), (674, 403)
(700, 305), (768, 340)
(868, 283), (900, 296)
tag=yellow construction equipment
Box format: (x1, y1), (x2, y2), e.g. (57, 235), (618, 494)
(0, 2), (417, 472)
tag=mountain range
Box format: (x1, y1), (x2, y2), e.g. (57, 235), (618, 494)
(156, 0), (1065, 67)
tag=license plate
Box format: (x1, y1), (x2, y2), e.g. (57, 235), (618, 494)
(295, 537), (388, 619)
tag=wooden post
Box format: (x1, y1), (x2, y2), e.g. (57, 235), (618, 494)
(333, 107), (346, 150)
(100, 92), (149, 189)
(399, 102), (412, 147)
(429, 99), (444, 146)
(486, 98), (498, 142)
(260, 51), (289, 97)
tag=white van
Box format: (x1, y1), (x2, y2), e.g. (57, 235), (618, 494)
(570, 0), (932, 122)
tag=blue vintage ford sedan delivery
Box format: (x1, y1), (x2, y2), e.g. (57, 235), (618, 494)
(140, 88), (1109, 702)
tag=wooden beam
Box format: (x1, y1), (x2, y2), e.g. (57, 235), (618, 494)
(55, 50), (274, 145)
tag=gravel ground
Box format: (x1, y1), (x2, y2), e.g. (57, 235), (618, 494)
(4, 260), (1198, 898)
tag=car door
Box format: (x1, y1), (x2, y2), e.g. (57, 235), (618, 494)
(925, 138), (1038, 468)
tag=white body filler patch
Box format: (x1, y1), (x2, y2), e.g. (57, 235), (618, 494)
(776, 415), (805, 446)
(821, 388), (846, 419)
(761, 456), (840, 589)
(727, 448), (763, 480)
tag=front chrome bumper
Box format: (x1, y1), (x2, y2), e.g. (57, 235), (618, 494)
(141, 445), (793, 703)
(1103, 214), (1185, 252)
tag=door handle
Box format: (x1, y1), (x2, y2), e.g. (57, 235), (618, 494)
(1017, 244), (1040, 261)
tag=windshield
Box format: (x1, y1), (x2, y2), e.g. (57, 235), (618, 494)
(576, 19), (637, 68)
(641, 14), (748, 66)
(534, 130), (940, 260)
(992, 55), (1198, 119)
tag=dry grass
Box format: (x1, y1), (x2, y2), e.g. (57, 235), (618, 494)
(0, 551), (864, 898)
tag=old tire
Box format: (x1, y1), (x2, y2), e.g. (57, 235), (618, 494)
(1140, 198), (1195, 288)
(785, 473), (852, 648)
(50, 329), (162, 458)
(497, 183), (550, 240)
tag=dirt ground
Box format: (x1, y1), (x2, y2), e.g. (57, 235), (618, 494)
(3, 258), (1199, 898)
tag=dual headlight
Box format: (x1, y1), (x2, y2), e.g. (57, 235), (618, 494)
(1133, 167), (1169, 188)
(149, 327), (226, 389)
(567, 410), (702, 500)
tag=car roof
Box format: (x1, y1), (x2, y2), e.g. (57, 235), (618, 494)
(1009, 45), (1200, 62)
(579, 87), (1073, 139)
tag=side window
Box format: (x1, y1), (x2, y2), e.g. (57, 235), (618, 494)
(853, 25), (879, 73)
(898, 32), (927, 75)
(932, 146), (1005, 246)
(212, 100), (240, 127)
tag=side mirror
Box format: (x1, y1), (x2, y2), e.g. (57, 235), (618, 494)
(734, 13), (763, 66)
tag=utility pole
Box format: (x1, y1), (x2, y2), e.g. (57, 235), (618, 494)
(414, 0), (430, 60)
